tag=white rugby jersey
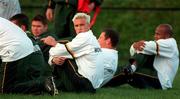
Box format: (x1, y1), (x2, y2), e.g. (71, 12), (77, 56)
(49, 30), (104, 88)
(99, 48), (118, 87)
(130, 38), (179, 90)
(0, 0), (21, 19)
(0, 17), (34, 62)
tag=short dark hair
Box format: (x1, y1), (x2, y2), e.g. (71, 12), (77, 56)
(32, 14), (47, 25)
(9, 13), (29, 30)
(103, 28), (119, 48)
(158, 24), (173, 37)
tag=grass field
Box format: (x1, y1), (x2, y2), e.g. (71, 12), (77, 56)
(1, 0), (179, 99)
(1, 69), (180, 99)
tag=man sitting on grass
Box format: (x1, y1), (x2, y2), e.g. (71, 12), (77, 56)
(97, 28), (119, 87)
(104, 24), (179, 90)
(0, 17), (57, 95)
(42, 12), (104, 93)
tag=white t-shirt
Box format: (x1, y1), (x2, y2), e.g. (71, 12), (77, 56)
(0, 0), (21, 19)
(0, 17), (34, 62)
(99, 48), (118, 87)
(49, 30), (104, 89)
(130, 38), (179, 90)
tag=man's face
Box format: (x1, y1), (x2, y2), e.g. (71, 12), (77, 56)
(154, 26), (168, 41)
(31, 21), (47, 37)
(73, 18), (90, 34)
(98, 32), (107, 48)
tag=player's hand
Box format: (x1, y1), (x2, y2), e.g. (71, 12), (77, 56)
(41, 36), (57, 47)
(52, 57), (66, 65)
(46, 8), (54, 21)
(133, 40), (145, 51)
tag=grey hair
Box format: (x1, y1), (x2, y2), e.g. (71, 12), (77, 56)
(72, 13), (91, 24)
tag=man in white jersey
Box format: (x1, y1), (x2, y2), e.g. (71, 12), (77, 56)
(105, 24), (179, 90)
(42, 12), (104, 93)
(97, 28), (119, 87)
(0, 0), (21, 19)
(0, 17), (57, 95)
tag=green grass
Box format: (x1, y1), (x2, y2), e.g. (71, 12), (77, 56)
(1, 69), (180, 99)
(1, 0), (180, 99)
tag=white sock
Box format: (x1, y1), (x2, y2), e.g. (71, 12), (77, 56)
(131, 64), (136, 72)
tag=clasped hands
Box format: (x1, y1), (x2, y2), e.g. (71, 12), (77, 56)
(133, 40), (145, 51)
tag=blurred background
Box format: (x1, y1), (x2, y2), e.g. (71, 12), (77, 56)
(19, 0), (180, 65)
